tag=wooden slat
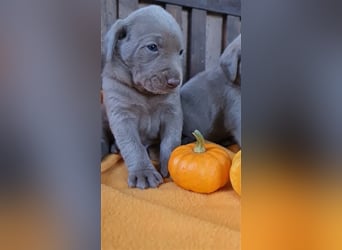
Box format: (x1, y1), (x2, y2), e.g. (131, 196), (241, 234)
(181, 9), (189, 82)
(165, 4), (182, 27)
(138, 2), (150, 8)
(152, 0), (241, 17)
(189, 8), (206, 78)
(118, 0), (138, 19)
(101, 0), (107, 49)
(102, 0), (117, 34)
(222, 15), (228, 50)
(227, 15), (241, 44)
(101, 0), (117, 58)
(206, 14), (223, 69)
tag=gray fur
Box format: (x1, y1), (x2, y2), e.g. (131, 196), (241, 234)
(181, 34), (241, 146)
(102, 5), (184, 189)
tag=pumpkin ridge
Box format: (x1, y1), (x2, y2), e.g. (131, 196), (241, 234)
(211, 147), (231, 159)
(230, 150), (241, 195)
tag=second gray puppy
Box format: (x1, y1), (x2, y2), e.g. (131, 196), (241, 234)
(181, 34), (241, 146)
(102, 6), (184, 189)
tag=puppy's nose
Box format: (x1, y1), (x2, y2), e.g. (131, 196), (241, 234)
(166, 78), (181, 88)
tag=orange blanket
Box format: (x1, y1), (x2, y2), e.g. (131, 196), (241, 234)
(101, 148), (240, 250)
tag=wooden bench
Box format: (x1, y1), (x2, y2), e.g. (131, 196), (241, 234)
(101, 0), (241, 82)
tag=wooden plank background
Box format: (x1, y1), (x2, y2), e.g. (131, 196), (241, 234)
(101, 0), (241, 82)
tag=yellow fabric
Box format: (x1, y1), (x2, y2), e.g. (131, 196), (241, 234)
(101, 148), (240, 250)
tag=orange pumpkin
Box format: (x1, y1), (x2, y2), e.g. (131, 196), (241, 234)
(230, 150), (241, 196)
(168, 130), (232, 193)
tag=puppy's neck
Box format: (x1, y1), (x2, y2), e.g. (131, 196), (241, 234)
(102, 60), (133, 87)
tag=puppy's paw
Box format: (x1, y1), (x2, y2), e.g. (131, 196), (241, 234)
(160, 164), (169, 178)
(128, 168), (163, 189)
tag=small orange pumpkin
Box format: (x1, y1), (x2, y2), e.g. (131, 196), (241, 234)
(230, 150), (241, 196)
(168, 130), (232, 193)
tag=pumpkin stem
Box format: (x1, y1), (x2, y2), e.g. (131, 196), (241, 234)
(192, 130), (206, 153)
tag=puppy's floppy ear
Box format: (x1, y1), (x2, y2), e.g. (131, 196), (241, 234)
(220, 34), (241, 83)
(104, 19), (126, 62)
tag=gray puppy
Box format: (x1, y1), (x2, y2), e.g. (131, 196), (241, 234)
(102, 6), (184, 189)
(181, 34), (241, 146)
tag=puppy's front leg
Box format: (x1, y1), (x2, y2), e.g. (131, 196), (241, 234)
(112, 120), (163, 189)
(159, 111), (183, 177)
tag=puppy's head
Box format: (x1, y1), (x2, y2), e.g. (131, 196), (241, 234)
(104, 5), (184, 94)
(220, 34), (241, 85)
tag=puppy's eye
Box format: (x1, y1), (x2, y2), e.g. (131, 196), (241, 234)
(118, 29), (127, 40)
(179, 49), (184, 55)
(147, 43), (158, 52)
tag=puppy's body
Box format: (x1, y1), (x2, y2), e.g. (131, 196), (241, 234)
(181, 67), (240, 145)
(102, 6), (184, 189)
(181, 35), (241, 146)
(102, 76), (181, 154)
